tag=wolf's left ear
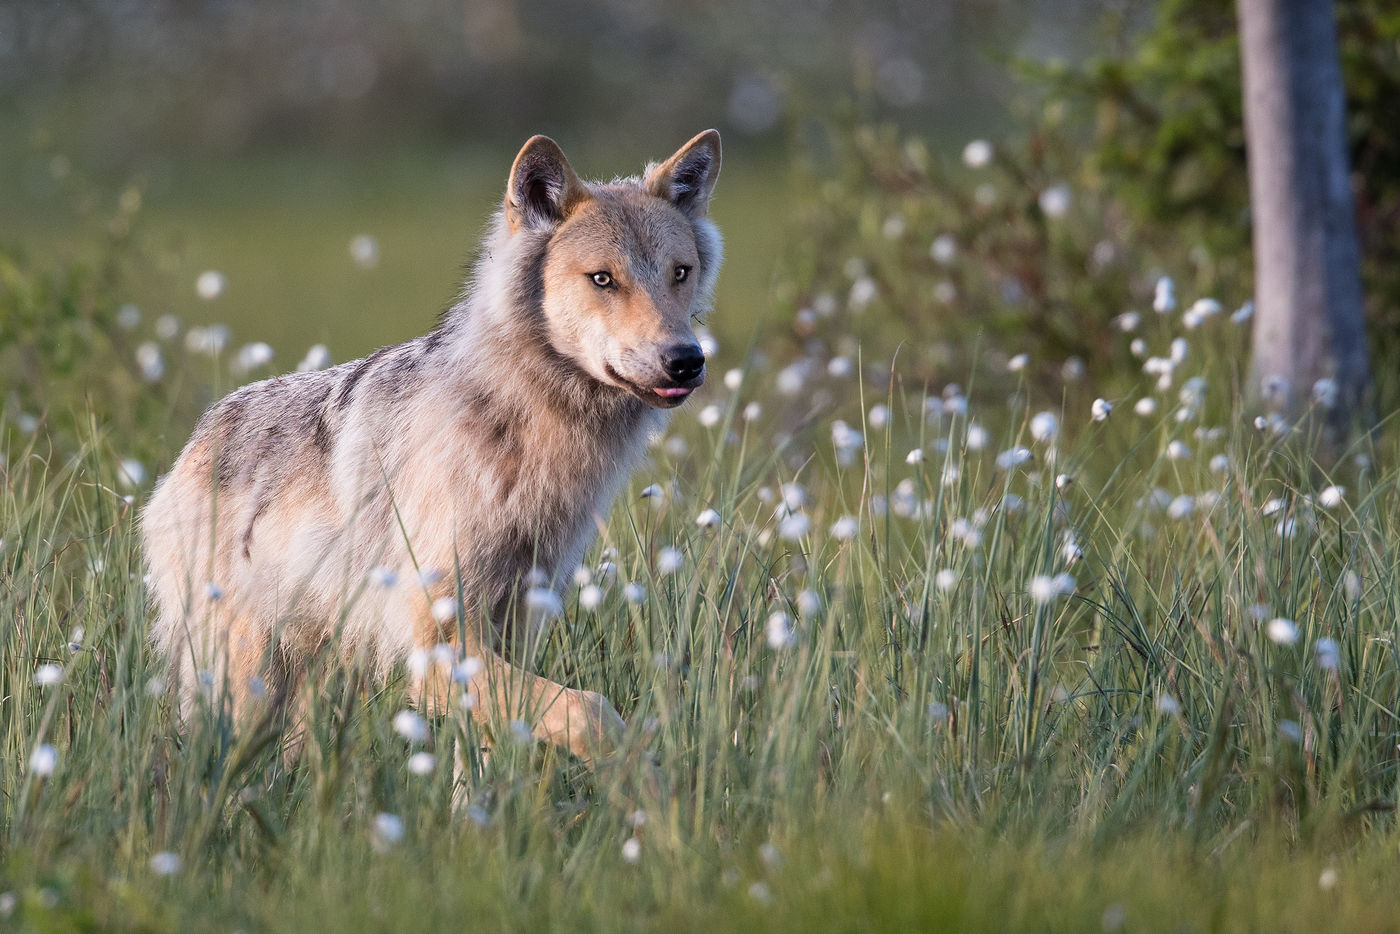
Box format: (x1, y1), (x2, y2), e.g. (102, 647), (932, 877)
(645, 130), (722, 218)
(507, 136), (587, 232)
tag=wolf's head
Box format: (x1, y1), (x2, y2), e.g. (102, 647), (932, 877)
(503, 131), (722, 409)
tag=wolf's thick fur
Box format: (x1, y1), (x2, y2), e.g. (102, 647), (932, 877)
(142, 131), (722, 763)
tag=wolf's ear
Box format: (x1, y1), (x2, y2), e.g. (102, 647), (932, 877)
(645, 129), (722, 218)
(506, 136), (587, 232)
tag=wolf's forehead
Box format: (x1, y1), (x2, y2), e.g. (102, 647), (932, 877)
(564, 190), (697, 261)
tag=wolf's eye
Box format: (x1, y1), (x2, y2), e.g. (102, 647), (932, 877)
(674, 265), (691, 283)
(590, 271), (613, 288)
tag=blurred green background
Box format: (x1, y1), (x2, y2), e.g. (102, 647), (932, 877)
(0, 0), (1113, 363)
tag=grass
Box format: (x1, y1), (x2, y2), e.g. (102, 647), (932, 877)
(4, 141), (1400, 931)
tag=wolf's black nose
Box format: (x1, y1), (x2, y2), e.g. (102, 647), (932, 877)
(661, 343), (706, 382)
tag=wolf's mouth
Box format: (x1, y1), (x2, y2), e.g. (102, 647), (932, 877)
(605, 364), (700, 408)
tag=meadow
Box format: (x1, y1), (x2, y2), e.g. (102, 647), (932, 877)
(4, 131), (1400, 932)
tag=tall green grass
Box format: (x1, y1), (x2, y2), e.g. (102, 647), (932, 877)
(4, 148), (1400, 931)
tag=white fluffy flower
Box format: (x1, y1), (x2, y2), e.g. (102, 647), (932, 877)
(765, 611), (794, 649)
(372, 813), (405, 850)
(1315, 637), (1341, 671)
(695, 508), (721, 529)
(621, 837), (642, 863)
(1091, 398), (1112, 422)
(962, 139), (993, 168)
(392, 710), (429, 743)
(407, 751), (437, 776)
(149, 851), (182, 876)
(1029, 411), (1059, 443)
(195, 270), (227, 300)
(830, 515), (859, 540)
(1318, 485), (1345, 509)
(935, 568), (957, 592)
(656, 547), (684, 574)
(1266, 617), (1299, 645)
(29, 744), (58, 776)
(33, 663), (64, 686)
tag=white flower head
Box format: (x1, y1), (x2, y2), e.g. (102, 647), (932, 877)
(1007, 353), (1029, 372)
(622, 582), (646, 604)
(392, 709), (429, 743)
(1314, 637), (1340, 671)
(698, 404), (723, 428)
(656, 546), (684, 575)
(579, 584), (604, 611)
(962, 139), (993, 168)
(195, 270), (227, 300)
(372, 813), (405, 851)
(1318, 485), (1345, 509)
(830, 515), (859, 540)
(524, 587), (564, 620)
(1152, 276), (1176, 313)
(695, 508), (721, 529)
(930, 234), (957, 264)
(1155, 694), (1181, 715)
(349, 234), (379, 268)
(33, 663), (64, 687)
(1038, 183), (1072, 219)
(407, 752), (437, 776)
(935, 568), (957, 592)
(765, 611), (794, 649)
(1134, 397), (1158, 417)
(149, 851), (182, 876)
(1266, 617), (1299, 645)
(1029, 411), (1059, 443)
(1091, 398), (1112, 422)
(29, 744), (58, 777)
(430, 596), (459, 623)
(777, 512), (811, 541)
(621, 837), (642, 864)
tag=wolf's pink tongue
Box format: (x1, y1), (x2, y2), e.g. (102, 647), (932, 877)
(654, 387), (692, 398)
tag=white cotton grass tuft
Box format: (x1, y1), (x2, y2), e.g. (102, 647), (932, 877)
(524, 587), (564, 620)
(656, 546), (684, 575)
(695, 508), (721, 529)
(765, 611), (794, 649)
(195, 270), (227, 300)
(1318, 485), (1345, 509)
(935, 568), (958, 592)
(1315, 637), (1341, 671)
(1266, 617), (1299, 645)
(830, 515), (860, 540)
(575, 583), (602, 610)
(430, 596), (458, 623)
(1091, 398), (1112, 422)
(297, 344), (332, 372)
(1029, 411), (1059, 443)
(349, 234), (380, 268)
(392, 709), (429, 743)
(621, 837), (642, 864)
(622, 582), (646, 604)
(962, 139), (994, 168)
(33, 663), (64, 686)
(777, 512), (811, 541)
(29, 744), (58, 777)
(406, 752), (437, 776)
(1027, 573), (1075, 605)
(372, 813), (405, 851)
(149, 851), (182, 876)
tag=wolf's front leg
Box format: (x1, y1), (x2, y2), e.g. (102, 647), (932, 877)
(411, 644), (626, 767)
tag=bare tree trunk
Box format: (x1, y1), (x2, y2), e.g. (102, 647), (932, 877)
(1238, 0), (1369, 429)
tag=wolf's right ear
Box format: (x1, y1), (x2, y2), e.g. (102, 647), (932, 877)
(645, 129), (722, 218)
(506, 136), (587, 232)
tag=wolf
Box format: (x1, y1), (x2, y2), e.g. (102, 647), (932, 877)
(141, 130), (722, 766)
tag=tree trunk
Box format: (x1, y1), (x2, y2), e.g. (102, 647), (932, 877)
(1238, 0), (1369, 429)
